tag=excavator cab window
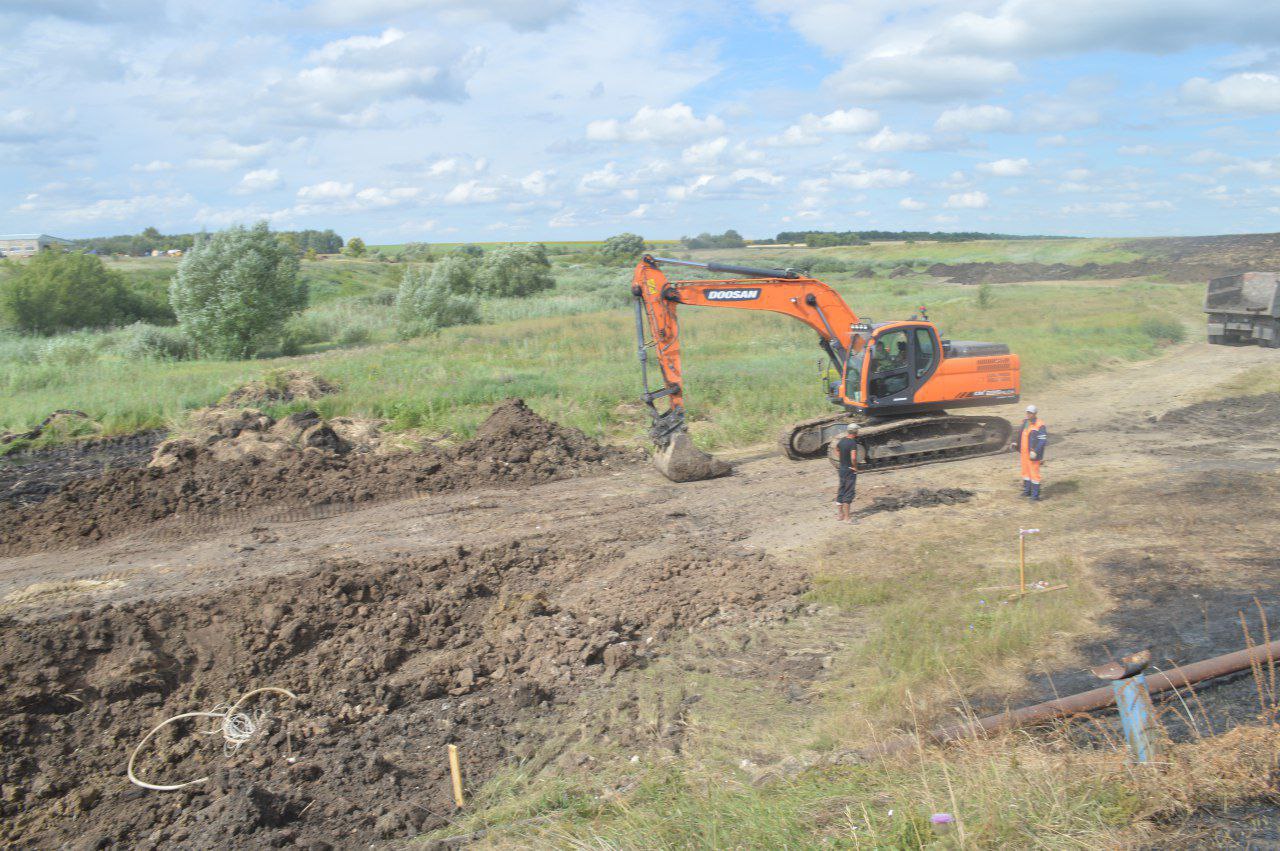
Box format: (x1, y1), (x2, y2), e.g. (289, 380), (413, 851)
(868, 329), (911, 399)
(914, 328), (937, 378)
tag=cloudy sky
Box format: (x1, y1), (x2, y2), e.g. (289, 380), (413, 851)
(3, 1), (1280, 242)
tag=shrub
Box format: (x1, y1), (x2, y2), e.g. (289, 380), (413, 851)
(395, 264), (481, 335)
(0, 251), (132, 334)
(602, 233), (646, 263)
(40, 336), (98, 366)
(977, 283), (995, 309)
(452, 244), (484, 259)
(169, 222), (306, 359)
(344, 237), (367, 258)
(282, 312), (338, 346)
(117, 323), (195, 360)
(337, 322), (373, 346)
(807, 258), (850, 274)
(1140, 314), (1186, 344)
(473, 243), (554, 298)
(424, 255), (476, 295)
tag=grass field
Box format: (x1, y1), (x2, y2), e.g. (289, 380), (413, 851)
(1, 244), (1198, 445)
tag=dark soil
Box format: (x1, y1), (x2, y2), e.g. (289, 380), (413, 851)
(0, 536), (805, 849)
(854, 487), (974, 517)
(1159, 393), (1280, 433)
(0, 432), (164, 508)
(0, 400), (639, 557)
(927, 260), (1226, 284)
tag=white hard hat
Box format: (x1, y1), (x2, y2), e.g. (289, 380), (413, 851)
(846, 422), (860, 432)
(1026, 404), (1038, 414)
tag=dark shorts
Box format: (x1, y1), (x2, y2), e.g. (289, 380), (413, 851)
(837, 470), (857, 504)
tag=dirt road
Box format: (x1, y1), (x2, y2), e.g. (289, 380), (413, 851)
(2, 337), (1273, 616)
(3, 336), (1278, 848)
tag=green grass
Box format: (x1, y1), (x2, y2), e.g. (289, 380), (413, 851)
(699, 237), (1145, 266)
(0, 263), (1203, 444)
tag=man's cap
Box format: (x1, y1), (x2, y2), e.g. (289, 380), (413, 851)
(846, 422), (860, 432)
(1026, 404), (1038, 414)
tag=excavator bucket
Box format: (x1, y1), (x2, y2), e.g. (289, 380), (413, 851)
(653, 430), (731, 482)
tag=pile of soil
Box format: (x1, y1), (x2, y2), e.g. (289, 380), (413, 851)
(0, 432), (164, 508)
(454, 399), (636, 479)
(0, 400), (638, 557)
(218, 371), (339, 407)
(855, 487), (974, 517)
(0, 536), (805, 848)
(927, 260), (1226, 285)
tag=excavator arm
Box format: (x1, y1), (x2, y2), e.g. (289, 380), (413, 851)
(632, 255), (866, 447)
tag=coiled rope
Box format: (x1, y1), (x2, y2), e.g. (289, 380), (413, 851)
(127, 687), (298, 791)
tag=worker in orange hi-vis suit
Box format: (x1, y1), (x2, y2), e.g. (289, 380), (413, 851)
(1015, 404), (1048, 501)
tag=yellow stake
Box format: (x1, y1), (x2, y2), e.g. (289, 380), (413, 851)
(448, 744), (465, 809)
(1019, 534), (1026, 596)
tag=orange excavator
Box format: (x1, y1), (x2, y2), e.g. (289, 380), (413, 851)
(631, 255), (1021, 481)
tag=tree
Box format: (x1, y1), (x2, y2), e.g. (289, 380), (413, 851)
(422, 254), (475, 295)
(473, 243), (554, 298)
(169, 222), (306, 359)
(452, 244), (484, 259)
(400, 242), (434, 262)
(0, 251), (132, 334)
(602, 233), (646, 263)
(344, 237), (367, 258)
(395, 262), (480, 335)
(680, 230), (747, 250)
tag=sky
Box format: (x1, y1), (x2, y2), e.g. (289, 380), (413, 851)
(3, 1), (1280, 242)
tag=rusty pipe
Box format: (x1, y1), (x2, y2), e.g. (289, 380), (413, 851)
(866, 638), (1280, 757)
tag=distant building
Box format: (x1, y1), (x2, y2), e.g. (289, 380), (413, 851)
(0, 234), (72, 258)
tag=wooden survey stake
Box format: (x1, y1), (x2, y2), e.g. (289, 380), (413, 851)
(448, 744), (465, 808)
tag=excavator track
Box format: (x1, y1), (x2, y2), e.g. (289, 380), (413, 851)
(781, 413), (1013, 472)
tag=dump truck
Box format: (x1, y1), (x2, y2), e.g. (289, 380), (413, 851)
(1205, 272), (1280, 348)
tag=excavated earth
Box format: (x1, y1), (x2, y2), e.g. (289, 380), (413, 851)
(0, 400), (639, 557)
(0, 431), (164, 508)
(0, 536), (805, 849)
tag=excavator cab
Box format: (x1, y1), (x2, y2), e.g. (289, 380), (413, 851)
(842, 322), (942, 413)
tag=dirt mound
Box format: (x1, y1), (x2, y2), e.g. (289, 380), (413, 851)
(218, 370), (338, 408)
(0, 399), (637, 556)
(1159, 393), (1280, 433)
(855, 487), (974, 517)
(455, 398), (639, 478)
(0, 431), (164, 508)
(0, 537), (805, 848)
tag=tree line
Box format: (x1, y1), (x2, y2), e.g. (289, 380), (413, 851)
(72, 227), (345, 257)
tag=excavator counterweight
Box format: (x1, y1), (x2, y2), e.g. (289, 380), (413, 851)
(630, 255), (1021, 482)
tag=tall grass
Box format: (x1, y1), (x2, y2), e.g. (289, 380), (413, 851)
(0, 261), (1204, 444)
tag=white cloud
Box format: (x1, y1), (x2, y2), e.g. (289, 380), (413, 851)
(442, 180), (502, 204)
(934, 104), (1014, 133)
(132, 160), (173, 173)
(862, 126), (933, 152)
(666, 174), (715, 200)
(306, 0), (577, 31)
(587, 103), (725, 144)
(806, 107), (881, 134)
(761, 125), (821, 147)
(977, 157), (1030, 177)
(308, 28), (406, 63)
(945, 191), (989, 209)
(1118, 144), (1157, 155)
(899, 197), (927, 210)
(235, 168), (282, 194)
(1181, 73), (1280, 113)
(297, 180), (354, 200)
(682, 136), (729, 165)
(831, 168), (914, 189)
(829, 54), (1020, 101)
(577, 162), (624, 195)
(519, 169), (552, 195)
